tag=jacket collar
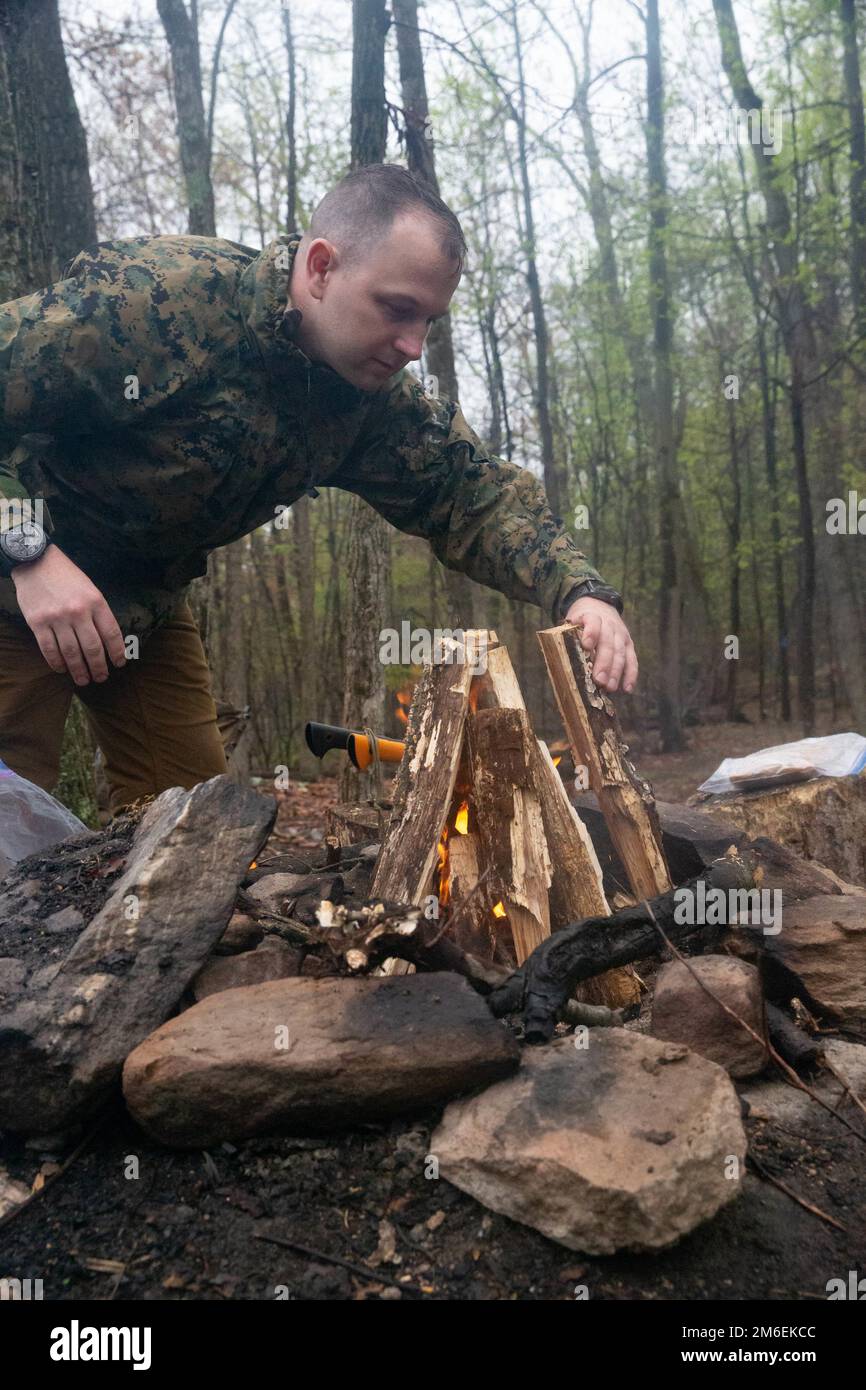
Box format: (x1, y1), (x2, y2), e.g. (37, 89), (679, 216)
(237, 234), (377, 413)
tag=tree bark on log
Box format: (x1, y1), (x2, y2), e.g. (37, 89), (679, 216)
(537, 622), (672, 899)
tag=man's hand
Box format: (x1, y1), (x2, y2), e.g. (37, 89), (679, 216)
(564, 596), (638, 694)
(12, 544), (127, 685)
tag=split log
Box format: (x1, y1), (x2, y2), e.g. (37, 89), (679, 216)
(537, 622), (672, 900)
(371, 631), (486, 905)
(466, 706), (551, 965)
(445, 827), (500, 965)
(371, 630), (489, 974)
(471, 642), (635, 1002)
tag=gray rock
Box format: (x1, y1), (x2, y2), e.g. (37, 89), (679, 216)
(122, 972), (519, 1147)
(739, 1074), (840, 1126)
(430, 1030), (747, 1255)
(651, 955), (770, 1078)
(0, 775), (275, 1134)
(43, 905), (85, 933)
(821, 1039), (866, 1101)
(245, 873), (318, 916)
(0, 958), (27, 997)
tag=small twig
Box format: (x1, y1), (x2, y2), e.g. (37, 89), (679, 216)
(253, 1231), (425, 1297)
(820, 1057), (866, 1122)
(641, 900), (866, 1144)
(746, 1153), (847, 1232)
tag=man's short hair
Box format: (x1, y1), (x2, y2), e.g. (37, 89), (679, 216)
(307, 164), (467, 273)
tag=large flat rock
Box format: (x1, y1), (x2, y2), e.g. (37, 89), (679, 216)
(0, 776), (275, 1133)
(123, 971), (519, 1147)
(431, 1029), (746, 1255)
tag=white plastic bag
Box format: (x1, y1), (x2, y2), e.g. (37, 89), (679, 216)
(0, 757), (88, 880)
(698, 732), (866, 796)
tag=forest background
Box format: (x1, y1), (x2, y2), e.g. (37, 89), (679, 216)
(3, 0), (864, 822)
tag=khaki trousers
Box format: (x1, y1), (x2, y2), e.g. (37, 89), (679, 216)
(0, 601), (228, 816)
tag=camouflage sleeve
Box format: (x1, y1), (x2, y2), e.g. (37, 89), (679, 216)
(0, 239), (231, 530)
(333, 371), (606, 625)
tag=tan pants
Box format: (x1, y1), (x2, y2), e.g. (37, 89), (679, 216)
(0, 601), (228, 816)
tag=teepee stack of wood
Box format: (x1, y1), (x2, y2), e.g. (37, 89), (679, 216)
(370, 625), (673, 1008)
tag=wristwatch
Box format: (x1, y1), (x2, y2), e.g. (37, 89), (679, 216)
(561, 578), (624, 617)
(0, 519), (50, 578)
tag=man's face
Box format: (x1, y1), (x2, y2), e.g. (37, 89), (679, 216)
(293, 211), (461, 391)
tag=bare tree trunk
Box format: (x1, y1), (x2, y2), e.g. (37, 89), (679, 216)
(393, 0), (476, 628)
(341, 0), (391, 803)
(281, 0), (298, 232)
(724, 387), (742, 721)
(841, 0), (866, 338)
(509, 1), (562, 518)
(713, 0), (817, 732)
(0, 0), (96, 300)
(157, 0), (216, 236)
(645, 0), (684, 752)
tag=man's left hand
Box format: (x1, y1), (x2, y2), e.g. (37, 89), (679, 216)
(564, 596), (638, 694)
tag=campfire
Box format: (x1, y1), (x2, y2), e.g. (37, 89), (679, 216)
(369, 625), (670, 1007)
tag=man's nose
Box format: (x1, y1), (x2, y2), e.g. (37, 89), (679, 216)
(394, 326), (428, 360)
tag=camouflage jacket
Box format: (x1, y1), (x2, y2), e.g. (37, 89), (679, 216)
(0, 232), (605, 642)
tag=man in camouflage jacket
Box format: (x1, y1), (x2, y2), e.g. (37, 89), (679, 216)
(0, 165), (637, 811)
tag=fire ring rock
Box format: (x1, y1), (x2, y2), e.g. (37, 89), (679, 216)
(430, 1029), (747, 1255)
(122, 972), (519, 1146)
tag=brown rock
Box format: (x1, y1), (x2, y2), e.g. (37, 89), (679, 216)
(431, 1030), (746, 1255)
(215, 912), (263, 954)
(122, 972), (519, 1147)
(761, 895), (866, 1026)
(192, 937), (302, 1000)
(651, 955), (769, 1078)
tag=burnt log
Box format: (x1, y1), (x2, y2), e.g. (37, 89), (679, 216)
(488, 857), (759, 1043)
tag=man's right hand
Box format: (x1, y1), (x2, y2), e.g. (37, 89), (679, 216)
(11, 544), (127, 685)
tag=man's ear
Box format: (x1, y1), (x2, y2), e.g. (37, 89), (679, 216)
(306, 238), (339, 301)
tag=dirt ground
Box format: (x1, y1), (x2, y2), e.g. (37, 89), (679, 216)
(1, 1057), (863, 1302)
(1, 710), (863, 1302)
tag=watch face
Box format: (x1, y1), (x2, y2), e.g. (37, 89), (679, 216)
(0, 522), (45, 563)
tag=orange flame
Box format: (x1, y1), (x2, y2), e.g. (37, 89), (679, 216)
(454, 800), (469, 835)
(395, 683), (414, 726)
(552, 755), (561, 767)
(492, 901), (506, 917)
(437, 825), (450, 907)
